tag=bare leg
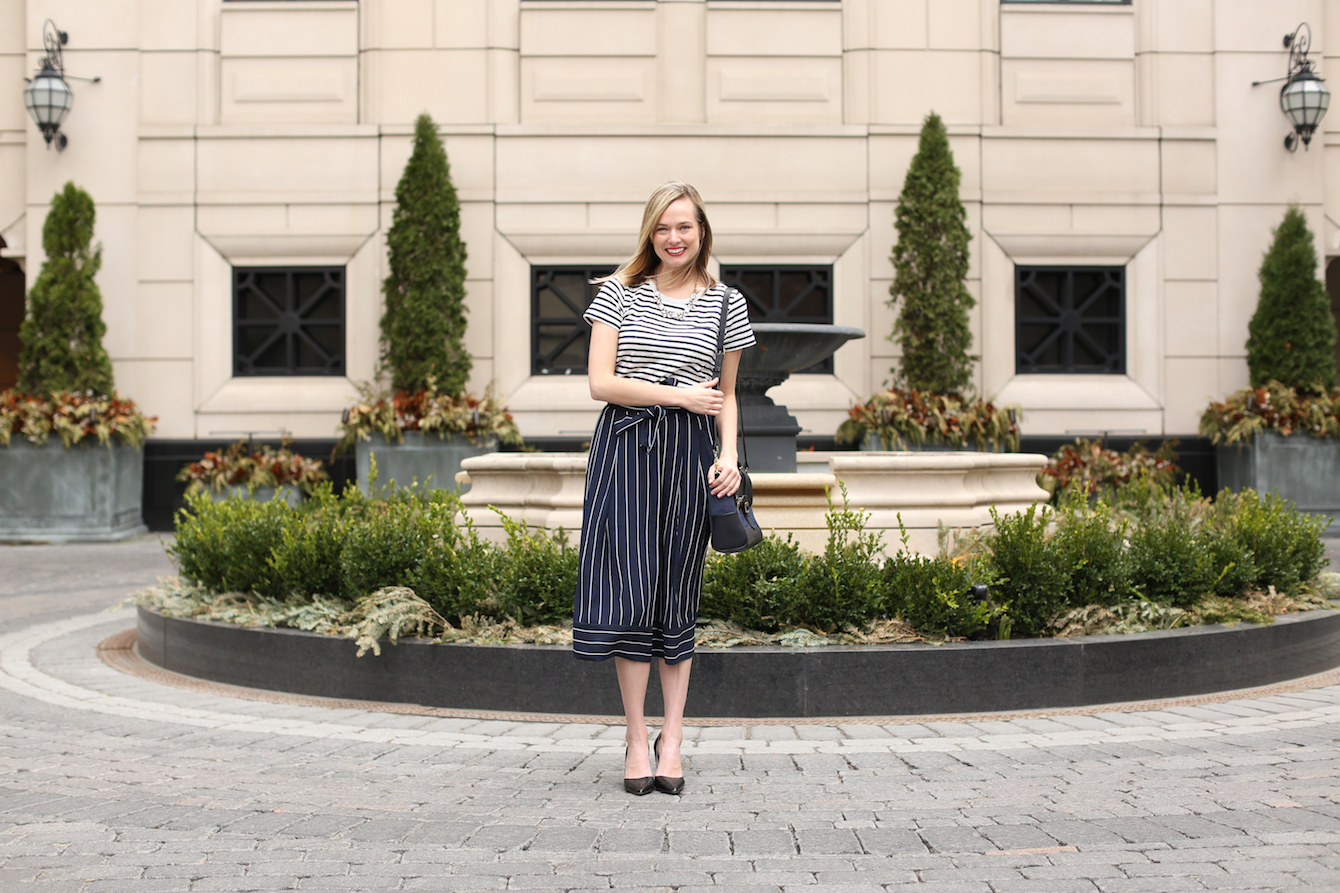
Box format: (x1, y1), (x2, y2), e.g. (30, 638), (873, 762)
(615, 657), (652, 778)
(655, 657), (693, 777)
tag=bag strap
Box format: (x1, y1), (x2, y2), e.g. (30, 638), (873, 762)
(715, 289), (750, 472)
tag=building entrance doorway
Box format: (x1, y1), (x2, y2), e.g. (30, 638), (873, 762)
(1327, 258), (1340, 383)
(0, 255), (24, 391)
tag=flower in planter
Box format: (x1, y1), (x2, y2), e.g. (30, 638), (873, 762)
(335, 379), (523, 454)
(1037, 438), (1180, 498)
(0, 389), (155, 449)
(1200, 381), (1340, 445)
(176, 438), (329, 495)
(836, 387), (1020, 452)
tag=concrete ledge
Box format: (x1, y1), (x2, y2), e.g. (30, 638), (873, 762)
(458, 450), (1049, 554)
(136, 606), (1340, 717)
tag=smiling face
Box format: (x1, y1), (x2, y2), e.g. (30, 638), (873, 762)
(651, 197), (702, 275)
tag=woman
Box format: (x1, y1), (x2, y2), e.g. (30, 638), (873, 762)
(574, 181), (755, 795)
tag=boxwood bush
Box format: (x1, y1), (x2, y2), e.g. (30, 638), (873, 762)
(884, 552), (997, 640)
(167, 478), (1334, 642)
(171, 490), (291, 597)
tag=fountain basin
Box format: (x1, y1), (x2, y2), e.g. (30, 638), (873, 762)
(739, 323), (867, 382)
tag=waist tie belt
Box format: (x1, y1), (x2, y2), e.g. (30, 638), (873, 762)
(613, 405), (668, 452)
(611, 377), (679, 452)
(610, 407), (719, 470)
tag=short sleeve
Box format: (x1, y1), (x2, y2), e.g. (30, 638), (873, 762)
(583, 281), (626, 331)
(723, 288), (756, 353)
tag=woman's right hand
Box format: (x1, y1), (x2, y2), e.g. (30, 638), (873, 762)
(679, 378), (724, 416)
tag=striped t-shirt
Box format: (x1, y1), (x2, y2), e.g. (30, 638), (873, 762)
(583, 280), (756, 392)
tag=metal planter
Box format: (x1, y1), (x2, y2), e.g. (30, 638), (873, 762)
(1216, 431), (1340, 530)
(0, 439), (146, 542)
(354, 431), (495, 495)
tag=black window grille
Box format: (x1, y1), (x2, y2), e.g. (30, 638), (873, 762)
(1015, 266), (1125, 374)
(531, 266), (613, 375)
(720, 264), (833, 373)
(233, 267), (345, 376)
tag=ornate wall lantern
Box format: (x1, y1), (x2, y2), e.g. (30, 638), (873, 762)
(22, 21), (98, 151)
(1255, 23), (1331, 152)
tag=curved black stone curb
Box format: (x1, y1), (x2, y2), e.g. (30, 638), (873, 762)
(136, 606), (1340, 718)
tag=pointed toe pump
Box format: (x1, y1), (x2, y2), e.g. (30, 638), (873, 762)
(624, 745), (655, 796)
(624, 775), (656, 796)
(653, 733), (685, 795)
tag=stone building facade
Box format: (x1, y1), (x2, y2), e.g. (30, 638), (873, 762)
(3, 0), (1340, 445)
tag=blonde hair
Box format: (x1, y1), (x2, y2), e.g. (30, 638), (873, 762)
(597, 180), (717, 288)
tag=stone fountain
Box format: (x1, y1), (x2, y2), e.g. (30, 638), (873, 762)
(457, 324), (1049, 554)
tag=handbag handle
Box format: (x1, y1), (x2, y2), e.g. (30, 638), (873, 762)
(713, 289), (750, 471)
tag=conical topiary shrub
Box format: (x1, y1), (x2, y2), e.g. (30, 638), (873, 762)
(890, 111), (976, 395)
(1246, 205), (1337, 393)
(838, 113), (1018, 451)
(380, 112), (470, 395)
(17, 182), (114, 397)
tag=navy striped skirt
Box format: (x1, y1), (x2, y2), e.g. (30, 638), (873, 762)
(572, 402), (716, 664)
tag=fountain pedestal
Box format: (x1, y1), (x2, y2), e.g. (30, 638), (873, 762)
(736, 323), (865, 472)
(737, 400), (803, 473)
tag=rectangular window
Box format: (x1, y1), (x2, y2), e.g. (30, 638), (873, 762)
(1015, 266), (1125, 374)
(531, 266), (613, 376)
(233, 267), (345, 377)
(720, 264), (833, 373)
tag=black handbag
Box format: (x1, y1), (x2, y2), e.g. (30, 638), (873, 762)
(707, 289), (763, 554)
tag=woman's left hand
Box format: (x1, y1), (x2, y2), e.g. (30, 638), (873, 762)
(710, 458), (741, 497)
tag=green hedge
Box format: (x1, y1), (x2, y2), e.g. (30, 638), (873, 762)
(169, 479), (1333, 642)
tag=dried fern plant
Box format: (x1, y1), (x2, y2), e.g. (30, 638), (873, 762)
(1051, 576), (1338, 639)
(349, 586), (449, 656)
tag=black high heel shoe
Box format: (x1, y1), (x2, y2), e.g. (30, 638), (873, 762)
(653, 732), (685, 795)
(624, 744), (654, 796)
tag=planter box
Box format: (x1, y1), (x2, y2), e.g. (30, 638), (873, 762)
(355, 431), (495, 495)
(0, 439), (146, 542)
(1216, 431), (1340, 531)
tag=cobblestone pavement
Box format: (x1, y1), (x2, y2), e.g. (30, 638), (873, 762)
(2, 539), (1340, 892)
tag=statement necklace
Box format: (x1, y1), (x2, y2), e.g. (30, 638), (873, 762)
(652, 280), (706, 321)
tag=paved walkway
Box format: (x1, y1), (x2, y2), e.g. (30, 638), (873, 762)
(2, 538), (1340, 892)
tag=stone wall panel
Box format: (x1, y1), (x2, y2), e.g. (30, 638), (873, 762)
(5, 0), (1335, 443)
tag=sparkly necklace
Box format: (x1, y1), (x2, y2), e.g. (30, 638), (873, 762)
(652, 280), (705, 321)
